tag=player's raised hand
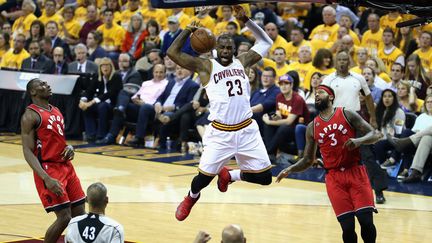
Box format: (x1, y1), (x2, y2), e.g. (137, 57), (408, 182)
(343, 138), (360, 150)
(44, 177), (64, 197)
(186, 21), (201, 33)
(61, 145), (74, 161)
(233, 5), (248, 22)
(276, 166), (293, 183)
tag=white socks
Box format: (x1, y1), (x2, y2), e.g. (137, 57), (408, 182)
(189, 191), (200, 198)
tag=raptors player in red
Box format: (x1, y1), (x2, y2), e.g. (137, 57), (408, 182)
(21, 78), (85, 243)
(276, 85), (382, 243)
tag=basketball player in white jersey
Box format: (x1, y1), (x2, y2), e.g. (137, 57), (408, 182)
(65, 183), (124, 243)
(167, 5), (274, 221)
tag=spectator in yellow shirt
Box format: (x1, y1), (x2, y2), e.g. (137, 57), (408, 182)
(361, 13), (383, 56)
(214, 6), (239, 37)
(190, 7), (216, 33)
(105, 0), (122, 25)
(380, 11), (403, 34)
(141, 0), (168, 30)
(303, 48), (336, 91)
(38, 0), (64, 30)
(261, 47), (291, 82)
(97, 9), (125, 61)
(171, 8), (192, 30)
(378, 28), (405, 74)
(350, 47), (368, 75)
(338, 14), (361, 46)
(413, 31), (432, 73)
(0, 34), (30, 69)
(12, 0), (37, 38)
(286, 27), (311, 63)
(265, 22), (289, 59)
(120, 0), (141, 29)
(287, 45), (313, 89)
(61, 6), (82, 45)
(309, 6), (339, 51)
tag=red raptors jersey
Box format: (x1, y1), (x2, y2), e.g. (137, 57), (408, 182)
(27, 104), (67, 163)
(313, 107), (360, 170)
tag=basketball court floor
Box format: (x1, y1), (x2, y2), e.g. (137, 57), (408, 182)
(0, 134), (431, 242)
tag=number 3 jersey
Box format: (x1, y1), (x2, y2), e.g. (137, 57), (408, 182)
(27, 104), (67, 163)
(65, 213), (124, 243)
(206, 58), (252, 125)
(313, 107), (360, 170)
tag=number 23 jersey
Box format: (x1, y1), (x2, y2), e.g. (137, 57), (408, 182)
(27, 104), (67, 163)
(313, 107), (360, 170)
(205, 58), (252, 125)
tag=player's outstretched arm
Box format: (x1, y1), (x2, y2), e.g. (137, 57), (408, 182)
(276, 122), (317, 182)
(343, 109), (382, 150)
(166, 21), (210, 77)
(234, 5), (273, 69)
(21, 110), (64, 196)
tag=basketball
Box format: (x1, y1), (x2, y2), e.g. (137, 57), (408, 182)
(190, 28), (216, 54)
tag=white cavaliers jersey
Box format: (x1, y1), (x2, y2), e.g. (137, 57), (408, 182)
(206, 58), (252, 124)
(65, 213), (124, 243)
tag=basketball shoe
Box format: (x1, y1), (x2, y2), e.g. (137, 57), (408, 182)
(217, 166), (231, 192)
(175, 193), (200, 221)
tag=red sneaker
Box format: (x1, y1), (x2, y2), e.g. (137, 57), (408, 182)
(217, 166), (231, 192)
(175, 193), (200, 221)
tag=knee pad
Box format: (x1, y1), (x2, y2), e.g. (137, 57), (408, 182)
(242, 169), (272, 185)
(191, 172), (214, 194)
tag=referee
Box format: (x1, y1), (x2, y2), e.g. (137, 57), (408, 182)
(65, 183), (124, 243)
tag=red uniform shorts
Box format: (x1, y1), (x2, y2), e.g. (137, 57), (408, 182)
(34, 161), (85, 213)
(325, 165), (376, 219)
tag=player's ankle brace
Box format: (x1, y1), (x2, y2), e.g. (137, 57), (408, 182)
(191, 172), (214, 194)
(241, 169), (272, 185)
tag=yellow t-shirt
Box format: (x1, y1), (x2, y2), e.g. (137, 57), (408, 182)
(178, 12), (192, 30)
(350, 66), (362, 75)
(61, 19), (82, 39)
(12, 14), (37, 37)
(120, 9), (141, 29)
(379, 72), (392, 83)
(269, 35), (290, 59)
(378, 47), (404, 74)
(97, 23), (126, 51)
(380, 14), (403, 34)
(287, 61), (313, 89)
(262, 58), (291, 83)
(414, 48), (432, 72)
(349, 29), (361, 46)
(190, 15), (216, 33)
(39, 13), (64, 26)
(304, 67), (336, 91)
(77, 0), (103, 8)
(74, 7), (87, 26)
(361, 28), (384, 56)
(309, 23), (339, 51)
(1, 49), (30, 69)
(286, 40), (311, 63)
(214, 19), (240, 36)
(141, 9), (168, 29)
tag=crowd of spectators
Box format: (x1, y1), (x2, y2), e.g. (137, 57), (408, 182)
(1, 1), (431, 184)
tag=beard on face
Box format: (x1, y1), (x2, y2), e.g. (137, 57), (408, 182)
(315, 96), (330, 111)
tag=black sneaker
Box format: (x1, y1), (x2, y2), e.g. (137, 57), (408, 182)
(375, 191), (386, 204)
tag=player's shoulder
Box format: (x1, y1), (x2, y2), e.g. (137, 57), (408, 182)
(349, 71), (364, 80)
(99, 215), (123, 229)
(68, 214), (88, 225)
